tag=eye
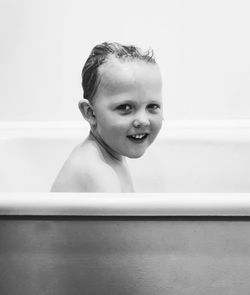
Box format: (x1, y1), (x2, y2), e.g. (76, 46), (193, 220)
(147, 104), (160, 112)
(116, 104), (132, 114)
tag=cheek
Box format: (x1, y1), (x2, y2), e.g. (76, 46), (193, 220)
(151, 113), (163, 130)
(96, 114), (130, 137)
(102, 115), (131, 131)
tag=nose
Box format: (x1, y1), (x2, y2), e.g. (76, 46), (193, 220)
(132, 111), (150, 128)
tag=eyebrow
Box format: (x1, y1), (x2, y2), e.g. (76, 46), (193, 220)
(110, 99), (135, 107)
(148, 100), (162, 104)
(110, 99), (162, 107)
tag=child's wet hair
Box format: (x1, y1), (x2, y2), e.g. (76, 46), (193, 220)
(81, 42), (156, 102)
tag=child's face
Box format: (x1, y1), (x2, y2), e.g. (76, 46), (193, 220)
(92, 57), (163, 159)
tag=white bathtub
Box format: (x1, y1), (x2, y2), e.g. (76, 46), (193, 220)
(1, 121), (250, 294)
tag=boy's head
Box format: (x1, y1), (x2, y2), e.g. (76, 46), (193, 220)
(79, 42), (163, 158)
(81, 42), (156, 103)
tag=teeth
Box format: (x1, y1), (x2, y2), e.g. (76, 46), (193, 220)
(132, 134), (145, 139)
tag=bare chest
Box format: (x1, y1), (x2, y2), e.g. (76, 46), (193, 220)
(113, 164), (135, 193)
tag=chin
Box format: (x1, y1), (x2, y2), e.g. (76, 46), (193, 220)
(125, 149), (146, 159)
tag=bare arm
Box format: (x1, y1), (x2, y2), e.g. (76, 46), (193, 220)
(51, 162), (121, 193)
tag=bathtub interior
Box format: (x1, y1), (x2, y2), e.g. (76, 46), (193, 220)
(0, 122), (250, 192)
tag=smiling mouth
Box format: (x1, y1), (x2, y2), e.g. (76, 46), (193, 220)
(127, 133), (149, 143)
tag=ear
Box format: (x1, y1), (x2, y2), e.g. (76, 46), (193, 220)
(78, 99), (96, 126)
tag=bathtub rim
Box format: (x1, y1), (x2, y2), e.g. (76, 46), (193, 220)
(1, 193), (250, 216)
(1, 120), (250, 142)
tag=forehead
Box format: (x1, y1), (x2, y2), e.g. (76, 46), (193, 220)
(97, 56), (162, 95)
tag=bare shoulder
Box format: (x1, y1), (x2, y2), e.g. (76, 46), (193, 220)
(51, 142), (121, 192)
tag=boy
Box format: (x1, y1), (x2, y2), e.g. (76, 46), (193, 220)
(51, 42), (163, 192)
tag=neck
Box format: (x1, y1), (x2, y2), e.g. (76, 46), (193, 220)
(89, 130), (123, 162)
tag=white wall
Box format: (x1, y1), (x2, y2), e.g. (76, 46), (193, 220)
(0, 0), (250, 121)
